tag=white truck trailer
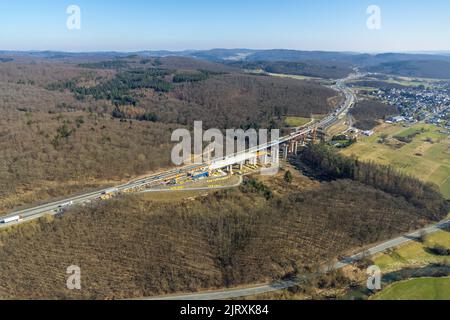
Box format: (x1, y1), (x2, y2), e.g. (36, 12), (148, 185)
(0, 215), (22, 224)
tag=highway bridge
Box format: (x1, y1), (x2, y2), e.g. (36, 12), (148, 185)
(0, 73), (358, 227)
(208, 73), (357, 171)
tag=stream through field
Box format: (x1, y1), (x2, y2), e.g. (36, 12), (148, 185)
(343, 264), (450, 300)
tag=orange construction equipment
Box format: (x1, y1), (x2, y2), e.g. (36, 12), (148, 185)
(311, 128), (318, 143)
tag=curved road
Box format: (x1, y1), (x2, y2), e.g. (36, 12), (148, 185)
(2, 71), (447, 300)
(144, 218), (450, 300)
(0, 73), (359, 227)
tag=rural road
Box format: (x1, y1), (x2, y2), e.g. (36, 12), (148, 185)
(143, 218), (450, 300)
(0, 71), (444, 300)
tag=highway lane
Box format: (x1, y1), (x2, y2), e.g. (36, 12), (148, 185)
(3, 71), (429, 300)
(144, 218), (450, 300)
(209, 73), (360, 166)
(0, 73), (358, 227)
(2, 70), (437, 300)
(0, 163), (206, 227)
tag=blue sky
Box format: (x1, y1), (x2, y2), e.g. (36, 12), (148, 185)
(0, 0), (449, 52)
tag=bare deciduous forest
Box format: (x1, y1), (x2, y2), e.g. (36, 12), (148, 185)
(0, 56), (447, 300)
(0, 58), (337, 212)
(0, 169), (441, 299)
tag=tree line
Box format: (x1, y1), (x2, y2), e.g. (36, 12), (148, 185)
(298, 143), (449, 220)
(349, 99), (399, 130)
(172, 70), (223, 83)
(47, 69), (173, 106)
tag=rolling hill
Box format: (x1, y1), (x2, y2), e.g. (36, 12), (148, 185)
(3, 49), (450, 79)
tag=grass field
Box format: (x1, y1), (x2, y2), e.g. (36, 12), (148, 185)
(373, 230), (450, 272)
(267, 72), (320, 81)
(371, 277), (450, 300)
(352, 86), (378, 92)
(383, 76), (443, 88)
(394, 127), (424, 138)
(351, 76), (437, 89)
(285, 116), (311, 127)
(342, 123), (450, 199)
(369, 227), (450, 300)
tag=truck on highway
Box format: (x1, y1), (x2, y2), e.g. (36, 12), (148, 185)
(0, 215), (22, 224)
(58, 201), (74, 208)
(101, 188), (119, 195)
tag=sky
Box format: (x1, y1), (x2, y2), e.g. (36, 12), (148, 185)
(0, 0), (449, 52)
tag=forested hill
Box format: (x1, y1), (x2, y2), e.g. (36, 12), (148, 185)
(0, 145), (447, 299)
(4, 50), (450, 79)
(0, 56), (339, 212)
(44, 57), (338, 129)
(226, 60), (352, 79)
(367, 60), (450, 79)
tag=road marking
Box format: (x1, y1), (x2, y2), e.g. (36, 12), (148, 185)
(1, 74), (358, 228)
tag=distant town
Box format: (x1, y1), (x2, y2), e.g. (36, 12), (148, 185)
(372, 79), (450, 130)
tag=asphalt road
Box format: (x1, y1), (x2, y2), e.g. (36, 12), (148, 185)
(2, 72), (443, 300)
(0, 74), (358, 227)
(144, 218), (450, 300)
(0, 163), (206, 228)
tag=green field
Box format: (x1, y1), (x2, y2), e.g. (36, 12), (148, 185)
(369, 230), (450, 300)
(351, 76), (439, 89)
(346, 121), (450, 301)
(342, 123), (450, 199)
(371, 277), (450, 300)
(267, 72), (320, 81)
(382, 76), (441, 88)
(394, 126), (425, 138)
(373, 230), (450, 272)
(285, 116), (311, 127)
(351, 86), (378, 92)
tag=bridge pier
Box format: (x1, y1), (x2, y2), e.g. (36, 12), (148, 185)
(271, 146), (279, 164)
(253, 154), (258, 165)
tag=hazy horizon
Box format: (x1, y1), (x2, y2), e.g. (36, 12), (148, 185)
(1, 0), (450, 52)
(1, 48), (450, 55)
